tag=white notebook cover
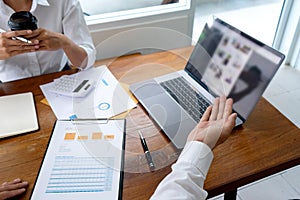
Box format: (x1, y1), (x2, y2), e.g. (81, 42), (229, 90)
(0, 92), (39, 139)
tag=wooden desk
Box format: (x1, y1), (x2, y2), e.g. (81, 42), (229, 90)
(0, 47), (299, 200)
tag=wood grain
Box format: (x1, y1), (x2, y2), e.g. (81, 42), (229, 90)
(0, 47), (299, 200)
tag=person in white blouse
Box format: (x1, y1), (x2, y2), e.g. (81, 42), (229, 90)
(0, 96), (236, 199)
(0, 0), (96, 82)
(151, 96), (237, 200)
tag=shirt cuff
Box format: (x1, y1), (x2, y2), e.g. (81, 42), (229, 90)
(79, 44), (96, 69)
(178, 141), (214, 176)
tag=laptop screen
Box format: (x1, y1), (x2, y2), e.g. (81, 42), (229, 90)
(185, 16), (285, 120)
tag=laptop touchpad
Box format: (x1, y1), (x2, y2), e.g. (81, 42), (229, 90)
(130, 79), (165, 100)
(142, 93), (190, 127)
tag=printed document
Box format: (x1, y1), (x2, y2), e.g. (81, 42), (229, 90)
(40, 65), (136, 120)
(30, 119), (125, 200)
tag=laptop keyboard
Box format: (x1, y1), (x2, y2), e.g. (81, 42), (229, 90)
(160, 77), (211, 122)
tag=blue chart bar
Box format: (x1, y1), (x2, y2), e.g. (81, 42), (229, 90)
(46, 156), (114, 194)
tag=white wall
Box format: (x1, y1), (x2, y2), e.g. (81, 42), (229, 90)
(79, 0), (163, 15)
(83, 1), (195, 60)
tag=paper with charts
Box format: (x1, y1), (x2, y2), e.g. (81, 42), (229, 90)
(40, 65), (137, 120)
(30, 119), (125, 200)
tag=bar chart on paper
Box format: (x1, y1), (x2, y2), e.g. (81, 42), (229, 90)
(30, 119), (125, 200)
(46, 156), (114, 194)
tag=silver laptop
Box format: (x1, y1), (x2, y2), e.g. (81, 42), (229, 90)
(129, 16), (285, 149)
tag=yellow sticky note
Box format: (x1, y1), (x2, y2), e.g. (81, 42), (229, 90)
(40, 98), (50, 106)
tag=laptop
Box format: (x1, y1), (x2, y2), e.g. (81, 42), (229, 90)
(129, 16), (285, 149)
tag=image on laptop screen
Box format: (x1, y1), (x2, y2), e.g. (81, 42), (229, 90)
(186, 16), (285, 120)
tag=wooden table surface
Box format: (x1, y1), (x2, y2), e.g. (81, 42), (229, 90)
(0, 47), (299, 199)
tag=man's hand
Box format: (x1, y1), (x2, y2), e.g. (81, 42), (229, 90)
(0, 178), (28, 200)
(187, 96), (237, 149)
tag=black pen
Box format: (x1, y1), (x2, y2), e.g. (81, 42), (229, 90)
(138, 131), (155, 170)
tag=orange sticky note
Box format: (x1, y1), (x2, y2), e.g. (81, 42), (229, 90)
(64, 132), (76, 140)
(104, 134), (115, 140)
(92, 132), (102, 140)
(77, 135), (88, 140)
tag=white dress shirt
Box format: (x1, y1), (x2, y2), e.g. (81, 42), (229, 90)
(151, 141), (213, 200)
(0, 0), (96, 82)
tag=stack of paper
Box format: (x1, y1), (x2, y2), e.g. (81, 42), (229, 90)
(40, 65), (137, 120)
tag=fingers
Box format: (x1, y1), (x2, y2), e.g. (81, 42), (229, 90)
(1, 30), (38, 47)
(9, 178), (22, 185)
(228, 113), (237, 127)
(0, 179), (28, 199)
(0, 179), (28, 191)
(209, 97), (220, 121)
(4, 41), (36, 51)
(209, 96), (234, 121)
(0, 37), (38, 59)
(0, 188), (27, 200)
(193, 97), (236, 149)
(2, 30), (32, 38)
(200, 105), (212, 122)
(223, 98), (234, 119)
(223, 112), (237, 135)
(217, 96), (226, 120)
(27, 28), (43, 38)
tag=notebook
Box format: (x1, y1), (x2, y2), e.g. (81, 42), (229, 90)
(129, 16), (285, 149)
(0, 92), (39, 139)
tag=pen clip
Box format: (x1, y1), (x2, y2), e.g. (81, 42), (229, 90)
(138, 130), (143, 139)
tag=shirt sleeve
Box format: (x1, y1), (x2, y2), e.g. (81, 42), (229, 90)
(150, 141), (213, 200)
(62, 0), (96, 69)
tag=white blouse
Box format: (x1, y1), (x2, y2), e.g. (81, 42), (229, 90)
(0, 0), (96, 82)
(151, 141), (213, 200)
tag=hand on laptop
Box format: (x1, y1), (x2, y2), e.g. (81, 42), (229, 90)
(187, 96), (237, 149)
(0, 178), (28, 200)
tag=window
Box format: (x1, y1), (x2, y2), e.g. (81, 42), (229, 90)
(273, 0), (300, 69)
